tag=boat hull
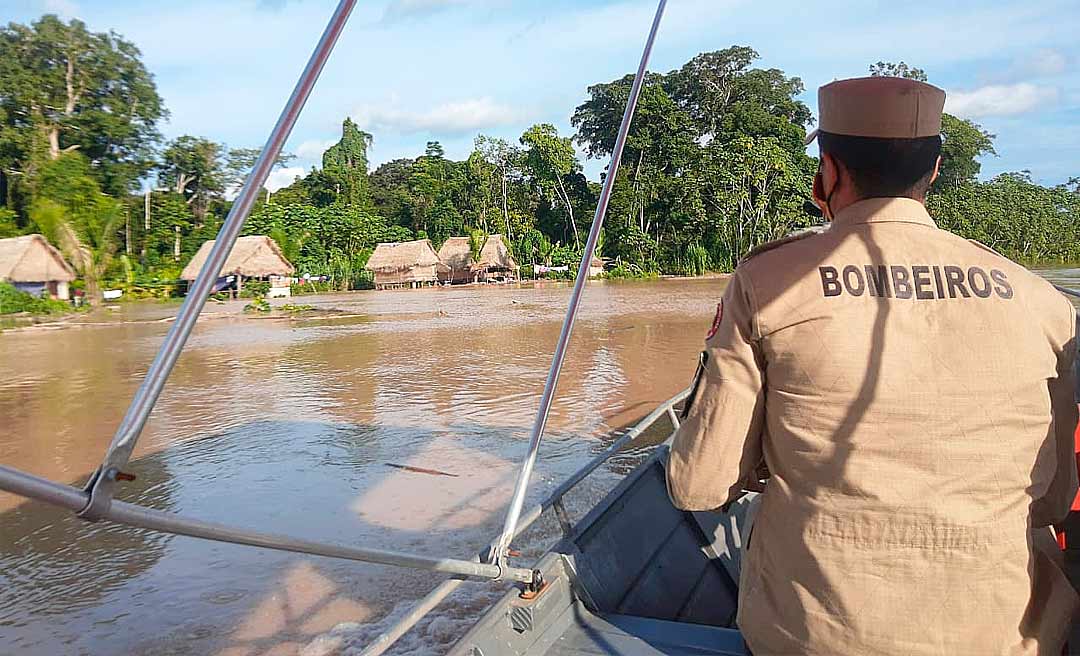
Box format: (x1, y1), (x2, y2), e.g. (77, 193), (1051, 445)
(449, 446), (747, 655)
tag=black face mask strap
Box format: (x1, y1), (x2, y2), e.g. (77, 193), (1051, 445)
(815, 169), (838, 221)
(824, 179), (837, 221)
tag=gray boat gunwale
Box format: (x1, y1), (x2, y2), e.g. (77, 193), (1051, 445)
(449, 439), (748, 656)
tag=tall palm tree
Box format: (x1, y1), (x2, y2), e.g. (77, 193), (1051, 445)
(31, 198), (121, 301)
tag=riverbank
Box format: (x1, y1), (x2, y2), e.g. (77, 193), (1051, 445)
(0, 296), (353, 334)
(0, 274), (735, 333)
(6, 263), (1076, 337)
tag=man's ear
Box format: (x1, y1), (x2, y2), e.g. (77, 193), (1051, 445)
(814, 153), (840, 204)
(929, 155), (942, 186)
(820, 152), (840, 191)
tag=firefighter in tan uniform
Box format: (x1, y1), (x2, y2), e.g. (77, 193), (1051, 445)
(667, 76), (1079, 655)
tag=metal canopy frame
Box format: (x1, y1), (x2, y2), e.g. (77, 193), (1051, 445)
(0, 0), (670, 603)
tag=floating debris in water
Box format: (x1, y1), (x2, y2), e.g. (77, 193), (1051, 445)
(385, 463), (459, 477)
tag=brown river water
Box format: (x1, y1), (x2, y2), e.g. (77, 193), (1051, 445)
(2, 270), (1078, 656)
(0, 278), (736, 656)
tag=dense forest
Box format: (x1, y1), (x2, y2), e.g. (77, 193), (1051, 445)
(1, 16), (1078, 300)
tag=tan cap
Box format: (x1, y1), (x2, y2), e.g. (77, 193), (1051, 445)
(805, 76), (946, 145)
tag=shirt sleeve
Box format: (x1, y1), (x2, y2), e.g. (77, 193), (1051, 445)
(666, 270), (767, 511)
(1032, 302), (1079, 528)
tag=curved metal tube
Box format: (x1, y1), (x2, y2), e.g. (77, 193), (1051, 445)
(0, 464), (535, 583)
(491, 0), (670, 568)
(81, 0), (359, 519)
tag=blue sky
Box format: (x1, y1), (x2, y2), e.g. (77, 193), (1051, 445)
(4, 0), (1079, 191)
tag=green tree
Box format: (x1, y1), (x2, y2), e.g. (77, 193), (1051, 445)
(699, 136), (813, 269)
(320, 118), (373, 206)
(468, 228), (487, 262)
(142, 192), (194, 267)
(370, 157), (417, 222)
(474, 135), (522, 240)
(461, 148), (499, 234)
(242, 202), (408, 283)
(520, 123), (583, 246)
(668, 47), (813, 155)
(936, 114), (996, 191)
(223, 146), (296, 193)
(403, 141), (468, 242)
(157, 136), (225, 225)
(28, 152), (123, 299)
(869, 61), (927, 81)
(575, 77), (693, 245)
(929, 173), (1080, 263)
(0, 207), (20, 237)
(0, 15), (165, 201)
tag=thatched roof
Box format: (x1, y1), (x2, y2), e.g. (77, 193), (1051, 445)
(437, 237), (472, 271)
(181, 235), (294, 280)
(365, 239), (447, 273)
(0, 234), (76, 283)
(473, 235), (517, 271)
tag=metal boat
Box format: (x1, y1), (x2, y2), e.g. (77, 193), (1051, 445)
(447, 395), (749, 656)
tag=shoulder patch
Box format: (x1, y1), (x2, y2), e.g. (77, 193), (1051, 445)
(740, 225), (829, 264)
(706, 300), (723, 340)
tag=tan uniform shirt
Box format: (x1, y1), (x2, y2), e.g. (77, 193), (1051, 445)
(667, 198), (1079, 655)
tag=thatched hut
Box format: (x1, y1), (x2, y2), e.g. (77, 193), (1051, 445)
(471, 235), (518, 283)
(0, 234), (76, 300)
(588, 256), (608, 279)
(365, 239), (446, 289)
(437, 237), (475, 284)
(181, 235), (294, 298)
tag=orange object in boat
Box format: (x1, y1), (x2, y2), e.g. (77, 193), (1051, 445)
(1062, 410), (1080, 550)
(1073, 410), (1080, 513)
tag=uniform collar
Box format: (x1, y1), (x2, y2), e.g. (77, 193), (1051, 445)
(830, 197), (937, 228)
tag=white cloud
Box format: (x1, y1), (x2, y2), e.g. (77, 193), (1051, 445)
(382, 0), (469, 23)
(223, 166), (306, 200)
(42, 0), (79, 18)
(945, 83), (1059, 119)
(294, 138), (338, 161)
(1024, 49), (1069, 77)
(352, 97), (525, 135)
(265, 166), (306, 192)
(990, 49), (1070, 84)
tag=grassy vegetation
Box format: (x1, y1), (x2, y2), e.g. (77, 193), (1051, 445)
(0, 282), (71, 315)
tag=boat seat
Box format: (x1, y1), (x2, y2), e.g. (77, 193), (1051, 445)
(544, 603), (748, 655)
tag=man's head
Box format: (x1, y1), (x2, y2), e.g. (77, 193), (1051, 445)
(806, 77), (946, 218)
